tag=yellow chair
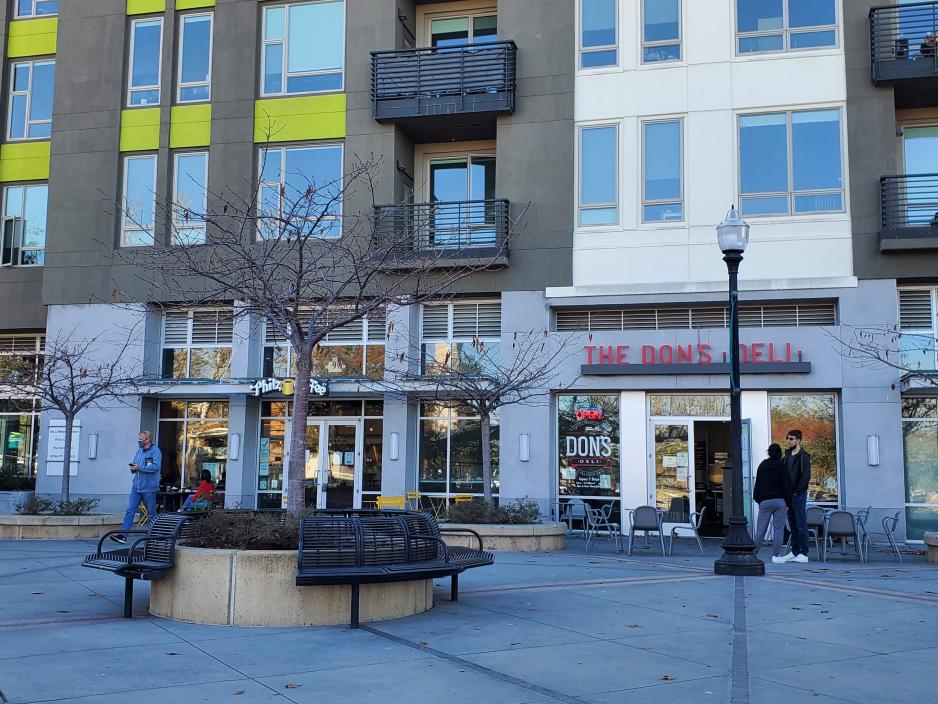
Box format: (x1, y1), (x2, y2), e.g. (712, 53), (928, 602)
(376, 495), (405, 510)
(453, 494), (474, 504)
(135, 501), (150, 527)
(405, 491), (421, 510)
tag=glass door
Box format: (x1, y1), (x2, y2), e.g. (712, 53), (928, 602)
(430, 14), (497, 48)
(322, 421), (361, 509)
(304, 422), (322, 509)
(652, 422), (694, 523)
(429, 156), (497, 247)
(902, 126), (938, 226)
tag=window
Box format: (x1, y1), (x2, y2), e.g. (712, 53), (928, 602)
(157, 400), (228, 488)
(261, 1), (344, 96)
(558, 394), (620, 498)
(643, 0), (681, 63)
(420, 301), (501, 375)
(578, 124), (618, 226)
(419, 402), (498, 499)
(8, 60), (54, 140)
(430, 13), (497, 47)
(428, 155), (497, 247)
(263, 310), (386, 379)
(902, 397), (938, 541)
(580, 0), (616, 68)
(736, 0), (837, 54)
(161, 309), (233, 380)
(642, 119), (683, 222)
(172, 152), (207, 245)
(177, 13), (212, 103)
(1, 184), (47, 266)
(738, 109), (843, 217)
(128, 18), (163, 106)
(14, 0), (57, 18)
(898, 288), (938, 371)
(121, 155), (157, 246)
(258, 144), (343, 239)
(0, 335), (43, 481)
(769, 394), (839, 503)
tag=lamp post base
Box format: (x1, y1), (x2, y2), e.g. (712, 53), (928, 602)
(714, 517), (765, 576)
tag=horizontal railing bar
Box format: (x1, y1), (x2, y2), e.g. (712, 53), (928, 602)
(371, 40), (516, 57)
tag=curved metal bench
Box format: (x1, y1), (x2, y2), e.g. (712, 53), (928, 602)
(297, 509), (494, 628)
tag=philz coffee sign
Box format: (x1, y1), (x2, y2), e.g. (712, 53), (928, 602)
(249, 377), (329, 398)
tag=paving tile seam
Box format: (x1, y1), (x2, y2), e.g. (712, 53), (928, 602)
(608, 633), (733, 671)
(585, 673), (732, 698)
(565, 588), (736, 628)
(362, 624), (589, 704)
(755, 622), (914, 656)
(748, 675), (866, 704)
(459, 573), (718, 597)
(8, 676), (273, 704)
(765, 575), (938, 605)
(731, 576), (750, 704)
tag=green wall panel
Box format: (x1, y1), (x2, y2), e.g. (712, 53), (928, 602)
(120, 108), (161, 152)
(127, 0), (167, 15)
(170, 105), (212, 148)
(254, 94), (346, 144)
(7, 18), (57, 58)
(0, 142), (51, 182)
(176, 0), (216, 8)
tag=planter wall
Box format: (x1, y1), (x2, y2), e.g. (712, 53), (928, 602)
(926, 532), (938, 565)
(443, 522), (567, 552)
(150, 546), (434, 626)
(0, 491), (33, 515)
(0, 514), (123, 539)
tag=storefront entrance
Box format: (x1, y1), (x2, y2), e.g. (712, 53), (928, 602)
(306, 420), (363, 509)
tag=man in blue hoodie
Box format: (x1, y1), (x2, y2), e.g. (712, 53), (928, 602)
(112, 431), (162, 544)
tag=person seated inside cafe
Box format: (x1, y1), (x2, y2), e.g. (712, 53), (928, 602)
(181, 470), (215, 511)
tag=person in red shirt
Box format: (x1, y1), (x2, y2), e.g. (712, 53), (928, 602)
(182, 470), (215, 511)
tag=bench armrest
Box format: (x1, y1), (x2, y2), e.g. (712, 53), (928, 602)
(95, 529), (148, 553)
(439, 527), (484, 551)
(407, 532), (450, 561)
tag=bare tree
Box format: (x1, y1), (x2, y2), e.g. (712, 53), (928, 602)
(831, 325), (938, 387)
(0, 329), (140, 502)
(118, 148), (520, 516)
(388, 330), (583, 506)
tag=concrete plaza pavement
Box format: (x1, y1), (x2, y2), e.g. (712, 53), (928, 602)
(0, 535), (936, 703)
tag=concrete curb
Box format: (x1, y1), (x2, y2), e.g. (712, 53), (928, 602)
(442, 522), (567, 551)
(0, 514), (123, 539)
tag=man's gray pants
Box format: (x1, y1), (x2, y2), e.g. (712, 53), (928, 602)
(754, 498), (788, 557)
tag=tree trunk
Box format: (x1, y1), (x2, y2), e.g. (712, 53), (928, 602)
(60, 415), (73, 503)
(481, 412), (493, 507)
(287, 356), (312, 517)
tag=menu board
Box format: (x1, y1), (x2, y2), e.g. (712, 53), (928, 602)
(558, 394), (620, 497)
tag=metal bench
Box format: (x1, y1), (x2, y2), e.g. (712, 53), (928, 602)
(81, 513), (196, 618)
(296, 509), (493, 628)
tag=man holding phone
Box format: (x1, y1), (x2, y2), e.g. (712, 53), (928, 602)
(112, 431), (162, 544)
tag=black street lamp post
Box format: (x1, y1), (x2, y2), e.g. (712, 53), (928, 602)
(713, 207), (765, 577)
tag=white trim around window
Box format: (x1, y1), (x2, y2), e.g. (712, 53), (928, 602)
(578, 0), (618, 70)
(121, 154), (158, 247)
(576, 123), (619, 227)
(177, 12), (213, 104)
(641, 0), (683, 65)
(172, 151), (208, 245)
(7, 60), (54, 141)
(641, 117), (684, 224)
(734, 0), (839, 56)
(14, 0), (57, 19)
(128, 17), (164, 107)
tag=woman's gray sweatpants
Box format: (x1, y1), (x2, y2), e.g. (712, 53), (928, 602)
(754, 498), (788, 557)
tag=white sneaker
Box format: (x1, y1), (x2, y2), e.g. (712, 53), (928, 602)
(792, 553), (809, 563)
(771, 555), (788, 564)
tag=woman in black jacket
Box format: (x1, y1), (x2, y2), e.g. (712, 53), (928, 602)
(753, 444), (793, 564)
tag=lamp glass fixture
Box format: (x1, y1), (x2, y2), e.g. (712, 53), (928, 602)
(716, 206), (750, 253)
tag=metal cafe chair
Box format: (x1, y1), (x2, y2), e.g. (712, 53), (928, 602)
(405, 491), (422, 511)
(861, 510), (902, 563)
(585, 506), (621, 553)
(559, 498), (588, 538)
(453, 494), (475, 504)
(376, 495), (406, 510)
(822, 510), (864, 563)
(627, 506), (666, 556)
(806, 506), (826, 556)
(668, 506), (706, 556)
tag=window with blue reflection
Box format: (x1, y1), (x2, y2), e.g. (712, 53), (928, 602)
(643, 0), (681, 63)
(581, 0), (617, 68)
(258, 145), (343, 238)
(737, 0), (836, 54)
(792, 109), (842, 212)
(129, 19), (162, 106)
(579, 125), (618, 226)
(3, 184), (47, 265)
(643, 120), (683, 222)
(122, 155), (157, 246)
(7, 60), (54, 140)
(178, 14), (212, 103)
(16, 0), (57, 18)
(262, 1), (344, 96)
(173, 152), (208, 245)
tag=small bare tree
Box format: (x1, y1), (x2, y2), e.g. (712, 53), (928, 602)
(389, 330), (582, 506)
(0, 329), (140, 502)
(119, 148), (520, 516)
(832, 325), (938, 387)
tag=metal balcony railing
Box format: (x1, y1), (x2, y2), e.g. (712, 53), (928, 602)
(881, 174), (938, 239)
(870, 2), (938, 84)
(373, 199), (510, 263)
(371, 41), (517, 120)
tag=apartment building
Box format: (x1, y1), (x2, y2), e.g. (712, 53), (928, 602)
(0, 0), (933, 543)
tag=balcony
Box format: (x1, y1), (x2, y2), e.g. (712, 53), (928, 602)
(373, 199), (510, 267)
(880, 174), (938, 250)
(371, 41), (516, 141)
(870, 2), (938, 106)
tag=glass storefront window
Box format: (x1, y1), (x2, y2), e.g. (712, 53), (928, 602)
(902, 397), (938, 540)
(0, 411), (39, 479)
(558, 394), (620, 497)
(769, 393), (839, 503)
(363, 419), (383, 492)
(157, 400), (228, 489)
(418, 402), (498, 499)
(649, 394), (730, 417)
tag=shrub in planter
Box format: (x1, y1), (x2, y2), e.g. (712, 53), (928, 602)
(183, 511), (299, 550)
(51, 498), (100, 516)
(15, 495), (54, 515)
(445, 497), (541, 525)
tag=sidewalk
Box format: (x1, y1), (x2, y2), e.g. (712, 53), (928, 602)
(0, 537), (935, 703)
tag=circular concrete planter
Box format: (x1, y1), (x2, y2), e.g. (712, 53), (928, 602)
(150, 546), (434, 626)
(0, 514), (122, 540)
(925, 532), (938, 565)
(442, 522), (567, 552)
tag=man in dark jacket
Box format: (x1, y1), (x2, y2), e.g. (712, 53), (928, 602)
(783, 429), (812, 563)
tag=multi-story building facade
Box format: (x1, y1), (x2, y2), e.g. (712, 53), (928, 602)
(0, 0), (933, 543)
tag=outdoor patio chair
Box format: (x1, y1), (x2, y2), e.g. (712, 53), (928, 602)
(823, 510), (864, 563)
(405, 491), (421, 510)
(585, 506), (621, 553)
(560, 498), (588, 537)
(806, 506), (826, 556)
(861, 510), (902, 563)
(376, 495), (405, 509)
(627, 506), (665, 556)
(667, 506), (706, 556)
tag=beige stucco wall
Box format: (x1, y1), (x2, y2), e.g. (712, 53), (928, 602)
(0, 514), (123, 539)
(443, 522), (567, 552)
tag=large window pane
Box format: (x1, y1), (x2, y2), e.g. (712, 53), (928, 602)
(179, 14), (212, 102)
(643, 120), (683, 222)
(419, 418), (448, 493)
(122, 155), (156, 246)
(260, 145), (343, 238)
(581, 0), (617, 67)
(737, 0), (783, 33)
(129, 19), (162, 106)
(788, 0), (835, 28)
(558, 394), (620, 497)
(579, 125), (618, 225)
(262, 1), (344, 96)
(770, 394), (839, 503)
(739, 113), (788, 195)
(173, 152), (207, 245)
(362, 419), (382, 492)
(643, 0), (681, 62)
(903, 419), (938, 505)
(792, 110), (841, 191)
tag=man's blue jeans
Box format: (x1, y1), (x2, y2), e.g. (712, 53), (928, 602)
(787, 491), (809, 556)
(121, 490), (157, 533)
